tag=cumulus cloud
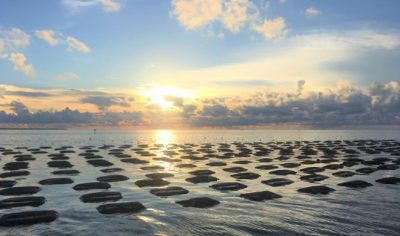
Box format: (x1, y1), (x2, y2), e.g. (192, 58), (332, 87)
(8, 53), (34, 76)
(297, 80), (305, 95)
(34, 29), (91, 53)
(0, 27), (30, 49)
(221, 0), (257, 33)
(66, 36), (91, 53)
(0, 27), (30, 56)
(0, 101), (142, 127)
(304, 7), (321, 17)
(80, 95), (132, 111)
(170, 0), (286, 40)
(63, 0), (121, 12)
(179, 81), (400, 127)
(171, 0), (222, 29)
(252, 17), (286, 39)
(35, 30), (60, 46)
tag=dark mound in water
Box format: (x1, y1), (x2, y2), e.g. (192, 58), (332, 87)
(206, 161), (226, 166)
(47, 161), (73, 168)
(52, 169), (80, 175)
(39, 178), (73, 185)
(87, 159), (113, 167)
(356, 167), (376, 175)
(186, 175), (218, 184)
(256, 165), (278, 170)
(231, 172), (260, 180)
(97, 175), (129, 182)
(150, 186), (189, 197)
(80, 191), (122, 203)
(97, 202), (145, 214)
(176, 197), (220, 208)
(176, 164), (196, 168)
(332, 171), (355, 178)
(145, 173), (174, 179)
(281, 163), (301, 168)
(233, 160), (252, 165)
(240, 191), (282, 201)
(0, 186), (41, 196)
(262, 178), (293, 187)
(338, 180), (373, 188)
(269, 169), (296, 176)
(189, 170), (215, 176)
(0, 210), (58, 226)
(15, 156), (35, 162)
(300, 167), (325, 174)
(100, 168), (123, 173)
(3, 162), (29, 171)
(51, 156), (69, 160)
(377, 164), (398, 170)
(300, 174), (329, 183)
(0, 180), (16, 188)
(223, 167), (247, 173)
(375, 177), (400, 184)
(210, 182), (247, 191)
(297, 185), (335, 195)
(324, 164), (343, 170)
(73, 182), (111, 191)
(0, 196), (45, 209)
(120, 158), (149, 164)
(0, 170), (30, 178)
(135, 178), (170, 187)
(258, 158), (273, 163)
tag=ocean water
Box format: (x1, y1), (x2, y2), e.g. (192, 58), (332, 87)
(0, 129), (400, 236)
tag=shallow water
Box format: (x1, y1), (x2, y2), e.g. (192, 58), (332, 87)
(0, 129), (400, 236)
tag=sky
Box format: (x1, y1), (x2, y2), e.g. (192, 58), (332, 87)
(0, 0), (400, 128)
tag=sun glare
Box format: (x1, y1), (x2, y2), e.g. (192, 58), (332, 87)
(142, 87), (193, 110)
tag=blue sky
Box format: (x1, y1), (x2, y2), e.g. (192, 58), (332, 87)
(0, 0), (400, 128)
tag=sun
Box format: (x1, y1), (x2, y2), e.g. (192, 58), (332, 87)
(142, 87), (193, 110)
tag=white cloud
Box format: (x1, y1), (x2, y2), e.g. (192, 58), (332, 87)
(252, 17), (286, 39)
(171, 0), (223, 29)
(221, 0), (257, 33)
(54, 72), (78, 81)
(0, 27), (30, 51)
(8, 53), (34, 76)
(304, 7), (321, 17)
(35, 29), (94, 53)
(349, 30), (400, 49)
(35, 30), (60, 46)
(63, 0), (121, 12)
(98, 0), (121, 12)
(147, 29), (400, 95)
(171, 0), (286, 40)
(66, 36), (91, 53)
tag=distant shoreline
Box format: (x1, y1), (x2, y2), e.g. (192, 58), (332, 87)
(0, 128), (66, 130)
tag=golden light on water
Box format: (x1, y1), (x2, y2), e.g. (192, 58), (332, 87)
(154, 129), (175, 145)
(153, 129), (176, 171)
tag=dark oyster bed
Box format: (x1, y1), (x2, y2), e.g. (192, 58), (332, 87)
(1, 139), (400, 235)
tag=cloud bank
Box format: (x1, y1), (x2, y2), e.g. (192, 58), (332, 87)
(0, 81), (399, 128)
